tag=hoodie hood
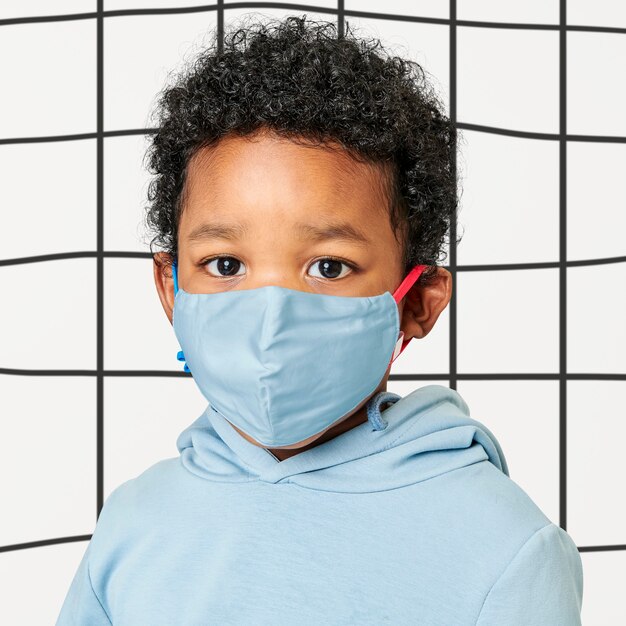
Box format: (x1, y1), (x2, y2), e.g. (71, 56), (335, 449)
(176, 383), (509, 493)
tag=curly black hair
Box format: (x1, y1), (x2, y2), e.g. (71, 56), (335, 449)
(142, 14), (462, 286)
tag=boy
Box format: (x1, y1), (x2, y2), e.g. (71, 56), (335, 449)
(56, 15), (583, 625)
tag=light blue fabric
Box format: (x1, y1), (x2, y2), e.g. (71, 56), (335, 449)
(172, 282), (401, 447)
(56, 384), (583, 625)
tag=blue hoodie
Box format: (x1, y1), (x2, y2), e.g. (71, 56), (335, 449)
(56, 384), (583, 625)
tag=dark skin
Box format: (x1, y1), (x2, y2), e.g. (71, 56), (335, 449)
(153, 128), (452, 461)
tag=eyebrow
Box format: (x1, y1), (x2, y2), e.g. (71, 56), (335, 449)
(294, 221), (370, 247)
(187, 221), (249, 242)
(186, 219), (371, 246)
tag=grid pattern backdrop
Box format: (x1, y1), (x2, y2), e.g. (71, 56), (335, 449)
(0, 1), (625, 623)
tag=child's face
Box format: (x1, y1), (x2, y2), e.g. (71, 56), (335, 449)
(175, 128), (406, 300)
(153, 127), (452, 456)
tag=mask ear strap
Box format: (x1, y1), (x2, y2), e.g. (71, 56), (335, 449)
(392, 264), (428, 304)
(390, 264), (429, 362)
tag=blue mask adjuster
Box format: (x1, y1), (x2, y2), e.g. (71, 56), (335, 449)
(172, 260), (190, 373)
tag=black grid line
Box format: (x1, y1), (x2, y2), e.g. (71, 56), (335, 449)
(2, 251), (625, 269)
(0, 531), (619, 555)
(1, 369), (626, 381)
(96, 0), (104, 525)
(0, 0), (623, 560)
(2, 3), (626, 36)
(559, 0), (567, 537)
(4, 123), (626, 145)
(449, 0), (457, 399)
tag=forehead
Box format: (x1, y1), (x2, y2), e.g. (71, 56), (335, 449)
(179, 130), (392, 229)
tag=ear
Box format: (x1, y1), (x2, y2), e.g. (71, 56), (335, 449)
(153, 252), (176, 325)
(399, 267), (452, 340)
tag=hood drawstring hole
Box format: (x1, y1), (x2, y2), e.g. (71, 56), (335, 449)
(366, 391), (401, 431)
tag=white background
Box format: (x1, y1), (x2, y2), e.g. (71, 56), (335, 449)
(0, 1), (625, 624)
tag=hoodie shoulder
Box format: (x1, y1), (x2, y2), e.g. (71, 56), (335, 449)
(475, 522), (583, 625)
(85, 460), (186, 568)
(94, 456), (186, 530)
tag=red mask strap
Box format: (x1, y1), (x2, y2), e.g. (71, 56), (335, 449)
(392, 264), (428, 304)
(389, 264), (429, 362)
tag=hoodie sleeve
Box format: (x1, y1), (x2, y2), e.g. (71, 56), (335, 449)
(55, 539), (112, 626)
(476, 522), (583, 626)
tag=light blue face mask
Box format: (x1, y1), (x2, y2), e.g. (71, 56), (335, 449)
(171, 261), (427, 448)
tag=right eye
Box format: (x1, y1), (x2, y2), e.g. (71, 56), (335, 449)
(203, 256), (246, 278)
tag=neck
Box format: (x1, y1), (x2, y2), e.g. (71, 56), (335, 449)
(267, 379), (389, 461)
(267, 403), (369, 461)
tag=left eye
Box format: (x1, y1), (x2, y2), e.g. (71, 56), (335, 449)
(308, 258), (353, 280)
